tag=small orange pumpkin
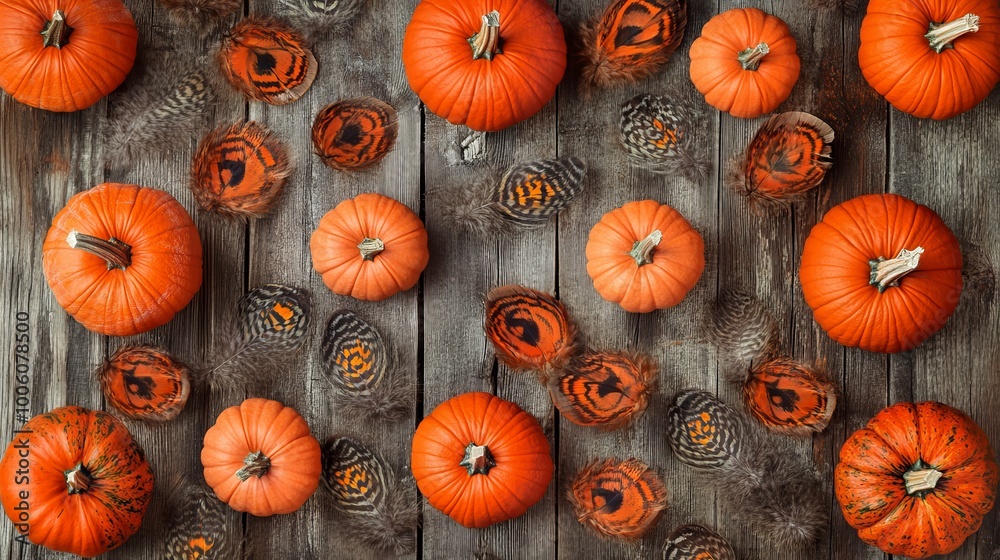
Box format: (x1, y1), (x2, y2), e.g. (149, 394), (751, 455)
(201, 398), (321, 516)
(310, 193), (429, 301)
(689, 7), (800, 118)
(586, 200), (704, 313)
(97, 346), (191, 422)
(42, 183), (203, 336)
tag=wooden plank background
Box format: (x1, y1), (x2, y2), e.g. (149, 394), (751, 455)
(1, 0), (999, 559)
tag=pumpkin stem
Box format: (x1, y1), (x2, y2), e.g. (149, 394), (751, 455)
(459, 443), (496, 476)
(357, 237), (385, 261)
(629, 230), (663, 267)
(67, 230), (132, 271)
(926, 14), (979, 54)
(869, 247), (924, 293)
(904, 461), (943, 496)
(41, 10), (73, 49)
(469, 11), (502, 61)
(236, 451), (271, 481)
(65, 463), (92, 494)
(738, 42), (770, 71)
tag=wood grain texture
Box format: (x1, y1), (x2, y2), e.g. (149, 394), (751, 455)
(2, 0), (1000, 559)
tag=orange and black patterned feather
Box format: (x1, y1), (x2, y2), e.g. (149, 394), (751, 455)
(484, 285), (578, 375)
(548, 351), (657, 430)
(620, 93), (708, 181)
(321, 437), (419, 554)
(568, 457), (667, 541)
(663, 524), (736, 560)
(727, 112), (834, 208)
(191, 121), (290, 219)
(578, 0), (687, 90)
(743, 357), (836, 436)
(219, 16), (317, 105)
(164, 477), (235, 560)
(313, 97), (398, 171)
(666, 390), (743, 470)
(97, 346), (191, 423)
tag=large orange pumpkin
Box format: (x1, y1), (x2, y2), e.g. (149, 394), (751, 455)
(411, 392), (554, 528)
(586, 200), (705, 313)
(42, 183), (203, 336)
(0, 0), (138, 112)
(859, 0), (1000, 120)
(402, 0), (567, 132)
(800, 193), (962, 353)
(201, 398), (321, 517)
(835, 401), (998, 558)
(689, 7), (800, 119)
(310, 192), (429, 302)
(0, 406), (154, 557)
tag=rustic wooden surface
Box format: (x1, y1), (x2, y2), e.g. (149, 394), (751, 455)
(2, 0), (999, 559)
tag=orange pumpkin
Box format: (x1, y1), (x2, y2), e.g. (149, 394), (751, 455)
(689, 7), (800, 119)
(201, 398), (321, 516)
(310, 193), (429, 301)
(402, 0), (567, 132)
(0, 406), (154, 557)
(800, 193), (962, 353)
(97, 346), (191, 422)
(859, 0), (1000, 120)
(835, 402), (998, 558)
(0, 0), (138, 111)
(411, 392), (553, 528)
(42, 183), (203, 336)
(586, 200), (704, 313)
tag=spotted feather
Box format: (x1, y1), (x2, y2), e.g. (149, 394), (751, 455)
(191, 121), (291, 219)
(568, 457), (667, 540)
(620, 94), (708, 181)
(662, 524), (736, 560)
(484, 285), (578, 376)
(218, 16), (317, 105)
(313, 97), (398, 171)
(163, 478), (233, 560)
(666, 390), (743, 470)
(727, 112), (834, 208)
(548, 350), (657, 430)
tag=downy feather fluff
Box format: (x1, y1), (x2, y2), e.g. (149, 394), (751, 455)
(163, 476), (236, 560)
(277, 0), (368, 38)
(201, 284), (312, 392)
(104, 58), (216, 169)
(440, 156), (587, 237)
(620, 93), (709, 181)
(321, 437), (420, 555)
(158, 0), (242, 35)
(320, 310), (413, 423)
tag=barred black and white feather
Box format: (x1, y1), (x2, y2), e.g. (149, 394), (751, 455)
(439, 156), (587, 237)
(157, 0), (242, 35)
(809, 0), (861, 13)
(163, 476), (235, 560)
(202, 284), (312, 392)
(278, 0), (367, 37)
(620, 94), (709, 182)
(104, 59), (216, 170)
(663, 524), (736, 560)
(707, 290), (778, 365)
(665, 390), (744, 470)
(320, 310), (412, 423)
(321, 437), (420, 555)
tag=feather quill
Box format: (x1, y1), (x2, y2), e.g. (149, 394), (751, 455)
(201, 284), (312, 392)
(277, 0), (368, 38)
(321, 437), (420, 555)
(163, 476), (236, 560)
(104, 59), (216, 170)
(157, 0), (242, 35)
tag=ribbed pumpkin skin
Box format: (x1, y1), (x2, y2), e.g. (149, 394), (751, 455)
(835, 402), (998, 558)
(0, 406), (154, 558)
(201, 399), (321, 517)
(42, 183), (203, 336)
(402, 0), (567, 132)
(586, 200), (705, 313)
(411, 392), (554, 528)
(800, 193), (962, 353)
(310, 193), (429, 301)
(0, 0), (137, 111)
(859, 0), (1000, 120)
(689, 7), (800, 119)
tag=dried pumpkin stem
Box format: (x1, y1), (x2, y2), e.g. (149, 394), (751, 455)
(236, 450), (271, 481)
(358, 237), (385, 261)
(65, 463), (92, 494)
(41, 10), (73, 49)
(869, 246), (924, 293)
(738, 42), (769, 71)
(926, 14), (979, 54)
(469, 11), (502, 61)
(903, 461), (943, 496)
(459, 443), (496, 476)
(67, 230), (132, 271)
(629, 230), (663, 267)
